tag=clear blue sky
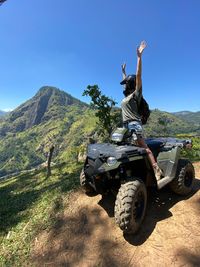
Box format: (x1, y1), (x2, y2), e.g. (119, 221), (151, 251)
(0, 0), (200, 112)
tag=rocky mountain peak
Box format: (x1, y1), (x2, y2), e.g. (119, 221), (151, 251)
(0, 86), (87, 136)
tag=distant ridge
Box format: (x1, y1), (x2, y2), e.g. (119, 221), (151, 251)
(173, 111), (200, 125)
(0, 86), (88, 135)
(0, 110), (7, 117)
(173, 111), (191, 115)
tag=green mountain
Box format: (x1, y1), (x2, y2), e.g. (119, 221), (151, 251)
(0, 86), (199, 178)
(0, 86), (87, 136)
(144, 109), (200, 136)
(173, 111), (200, 125)
(0, 86), (97, 177)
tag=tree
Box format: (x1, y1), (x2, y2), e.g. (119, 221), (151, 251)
(46, 144), (55, 177)
(83, 85), (120, 139)
(158, 115), (174, 136)
(36, 134), (56, 177)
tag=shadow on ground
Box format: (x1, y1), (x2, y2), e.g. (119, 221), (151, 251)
(98, 178), (200, 246)
(31, 205), (125, 267)
(31, 177), (200, 266)
(176, 248), (200, 267)
(0, 164), (82, 234)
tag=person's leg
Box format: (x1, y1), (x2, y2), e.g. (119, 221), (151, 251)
(137, 137), (163, 180)
(136, 137), (155, 165)
(127, 121), (163, 180)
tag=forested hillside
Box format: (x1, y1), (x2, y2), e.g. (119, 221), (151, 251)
(0, 87), (97, 177)
(144, 109), (200, 136)
(173, 111), (200, 125)
(0, 86), (199, 178)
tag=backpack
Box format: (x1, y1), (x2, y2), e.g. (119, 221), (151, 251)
(137, 97), (151, 125)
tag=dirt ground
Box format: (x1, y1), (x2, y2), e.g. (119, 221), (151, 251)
(32, 163), (200, 267)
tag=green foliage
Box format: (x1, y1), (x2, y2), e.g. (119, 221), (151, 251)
(144, 109), (199, 137)
(0, 86), (199, 178)
(157, 115), (174, 136)
(0, 106), (97, 178)
(0, 86), (88, 136)
(83, 85), (119, 139)
(173, 111), (200, 126)
(176, 134), (200, 162)
(0, 162), (82, 266)
(0, 87), (94, 178)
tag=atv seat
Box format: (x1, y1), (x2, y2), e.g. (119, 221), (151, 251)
(145, 139), (165, 157)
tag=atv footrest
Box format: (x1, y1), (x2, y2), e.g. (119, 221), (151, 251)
(157, 176), (174, 189)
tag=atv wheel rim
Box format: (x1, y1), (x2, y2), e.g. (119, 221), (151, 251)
(184, 171), (193, 187)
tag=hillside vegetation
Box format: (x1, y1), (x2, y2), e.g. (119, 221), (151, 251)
(0, 86), (87, 136)
(144, 109), (200, 136)
(0, 86), (199, 178)
(173, 111), (200, 125)
(0, 87), (97, 177)
(0, 162), (82, 266)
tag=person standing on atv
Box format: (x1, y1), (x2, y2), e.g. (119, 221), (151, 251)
(120, 40), (163, 181)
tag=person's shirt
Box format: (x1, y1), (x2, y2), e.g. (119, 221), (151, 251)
(121, 88), (142, 123)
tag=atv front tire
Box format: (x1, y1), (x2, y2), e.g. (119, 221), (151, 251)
(170, 159), (195, 195)
(80, 169), (95, 194)
(115, 179), (147, 234)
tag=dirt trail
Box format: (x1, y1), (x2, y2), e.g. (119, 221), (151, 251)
(32, 163), (200, 267)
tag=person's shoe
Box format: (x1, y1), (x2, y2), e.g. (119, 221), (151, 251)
(154, 165), (164, 181)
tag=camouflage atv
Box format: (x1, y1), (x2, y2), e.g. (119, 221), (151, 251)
(80, 128), (195, 234)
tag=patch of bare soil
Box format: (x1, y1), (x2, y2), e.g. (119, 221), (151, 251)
(32, 163), (200, 267)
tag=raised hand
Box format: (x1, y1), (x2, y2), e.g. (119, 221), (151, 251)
(121, 62), (126, 74)
(137, 41), (147, 57)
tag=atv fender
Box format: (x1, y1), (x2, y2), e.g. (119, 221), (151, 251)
(156, 146), (181, 189)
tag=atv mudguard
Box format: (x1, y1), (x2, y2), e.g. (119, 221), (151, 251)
(157, 145), (181, 189)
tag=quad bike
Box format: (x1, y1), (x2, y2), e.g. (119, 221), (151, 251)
(80, 128), (195, 234)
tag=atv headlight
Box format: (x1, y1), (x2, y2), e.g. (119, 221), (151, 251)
(107, 156), (117, 166)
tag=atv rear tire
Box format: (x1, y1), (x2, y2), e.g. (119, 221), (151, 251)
(170, 159), (195, 195)
(115, 179), (147, 234)
(80, 169), (95, 194)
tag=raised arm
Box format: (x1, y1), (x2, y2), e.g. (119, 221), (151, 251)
(121, 63), (127, 80)
(136, 41), (147, 91)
